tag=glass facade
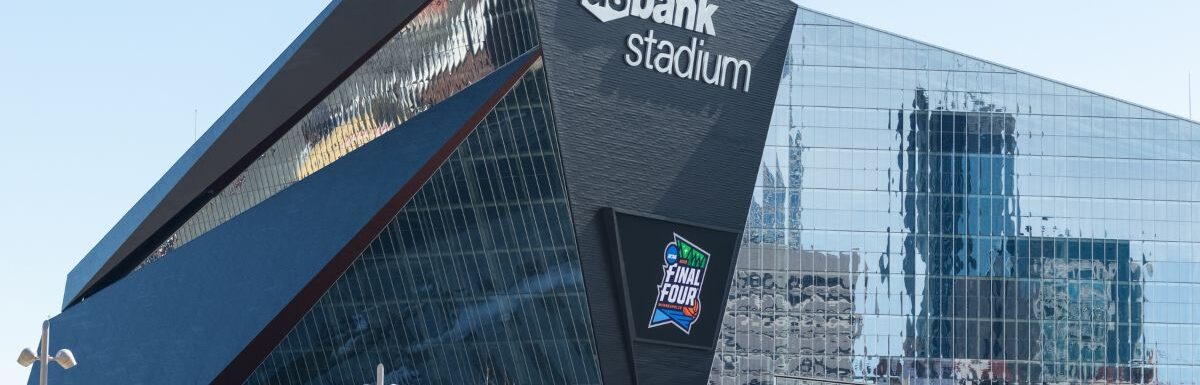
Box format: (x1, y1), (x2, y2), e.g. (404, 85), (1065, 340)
(81, 1), (1200, 383)
(243, 59), (603, 385)
(139, 0), (543, 268)
(713, 7), (1200, 385)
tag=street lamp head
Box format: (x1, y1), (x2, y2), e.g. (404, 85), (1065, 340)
(52, 349), (75, 370)
(16, 348), (36, 367)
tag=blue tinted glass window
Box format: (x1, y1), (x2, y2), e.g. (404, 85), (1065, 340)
(713, 7), (1200, 385)
(243, 60), (602, 385)
(141, 0), (544, 268)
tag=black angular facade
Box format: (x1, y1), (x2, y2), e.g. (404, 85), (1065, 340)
(37, 1), (1200, 385)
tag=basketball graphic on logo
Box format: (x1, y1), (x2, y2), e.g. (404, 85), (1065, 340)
(683, 298), (700, 318)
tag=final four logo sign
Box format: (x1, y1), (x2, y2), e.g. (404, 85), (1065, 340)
(607, 209), (742, 349)
(649, 233), (710, 334)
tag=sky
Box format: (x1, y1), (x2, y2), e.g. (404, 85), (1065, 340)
(0, 0), (1197, 383)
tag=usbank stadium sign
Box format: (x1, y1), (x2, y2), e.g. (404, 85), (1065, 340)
(580, 0), (755, 92)
(604, 209), (742, 350)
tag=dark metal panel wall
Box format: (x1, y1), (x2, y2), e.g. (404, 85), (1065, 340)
(528, 1), (797, 383)
(28, 56), (534, 385)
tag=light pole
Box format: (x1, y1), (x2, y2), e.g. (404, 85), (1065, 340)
(17, 320), (76, 385)
(367, 363), (396, 385)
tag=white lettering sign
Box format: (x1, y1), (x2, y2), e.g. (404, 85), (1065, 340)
(581, 0), (752, 92)
(581, 0), (718, 35)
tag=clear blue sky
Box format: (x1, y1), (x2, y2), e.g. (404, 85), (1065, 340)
(1, 0), (1197, 383)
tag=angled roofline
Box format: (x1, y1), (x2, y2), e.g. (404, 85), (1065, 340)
(63, 0), (434, 309)
(793, 2), (1200, 125)
(65, 0), (1196, 310)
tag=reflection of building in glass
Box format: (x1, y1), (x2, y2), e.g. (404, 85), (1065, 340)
(722, 160), (863, 383)
(713, 245), (862, 384)
(715, 6), (1199, 385)
(901, 93), (1024, 365)
(873, 237), (1150, 384)
(1015, 237), (1149, 383)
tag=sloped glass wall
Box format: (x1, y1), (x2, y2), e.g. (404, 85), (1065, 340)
(141, 0), (543, 268)
(714, 7), (1200, 385)
(244, 59), (603, 385)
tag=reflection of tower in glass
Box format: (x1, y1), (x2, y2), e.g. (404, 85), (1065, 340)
(747, 161), (788, 245)
(901, 89), (1022, 361)
(896, 89), (1149, 383)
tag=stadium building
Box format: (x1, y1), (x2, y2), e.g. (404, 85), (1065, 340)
(33, 0), (1200, 384)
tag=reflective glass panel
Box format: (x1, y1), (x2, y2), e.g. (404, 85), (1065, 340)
(712, 7), (1200, 385)
(140, 0), (543, 268)
(243, 59), (603, 385)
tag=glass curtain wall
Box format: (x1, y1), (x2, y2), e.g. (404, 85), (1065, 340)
(140, 0), (543, 268)
(714, 7), (1200, 385)
(243, 59), (604, 385)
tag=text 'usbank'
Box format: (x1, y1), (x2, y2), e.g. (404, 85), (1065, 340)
(581, 0), (753, 93)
